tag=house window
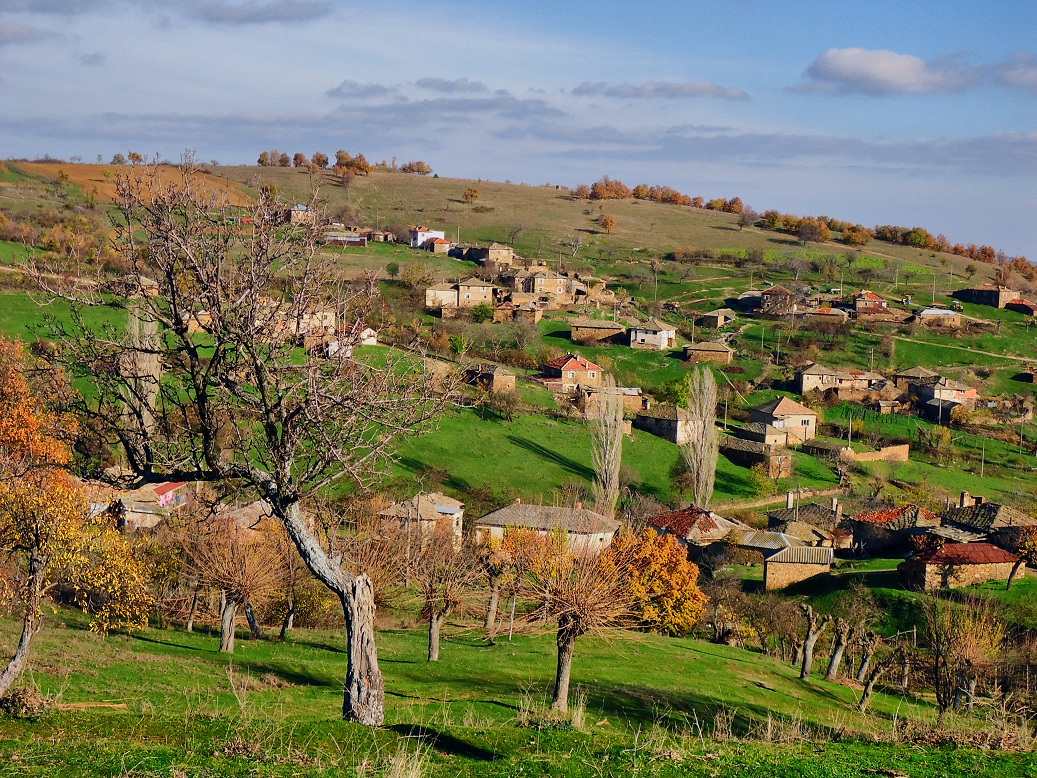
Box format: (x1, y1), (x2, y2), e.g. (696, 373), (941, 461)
(588, 372), (596, 378)
(801, 419), (811, 426)
(567, 371), (575, 378)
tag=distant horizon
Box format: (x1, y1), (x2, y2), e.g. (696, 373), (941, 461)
(1, 1), (1033, 256)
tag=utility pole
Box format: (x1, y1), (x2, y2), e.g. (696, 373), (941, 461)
(870, 348), (874, 373)
(932, 274), (936, 305)
(980, 440), (985, 478)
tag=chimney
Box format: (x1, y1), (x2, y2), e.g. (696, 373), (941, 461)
(786, 491), (795, 510)
(960, 491), (971, 508)
(514, 498), (521, 505)
(831, 497), (843, 522)
(974, 496), (985, 506)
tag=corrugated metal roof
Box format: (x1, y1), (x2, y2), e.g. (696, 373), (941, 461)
(766, 546), (834, 565)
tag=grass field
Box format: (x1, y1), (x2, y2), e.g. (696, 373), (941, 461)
(390, 408), (839, 505)
(1, 608), (1026, 778)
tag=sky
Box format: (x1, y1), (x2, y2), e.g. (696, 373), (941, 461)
(1, 0), (1035, 256)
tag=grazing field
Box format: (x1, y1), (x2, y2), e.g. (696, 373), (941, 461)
(2, 609), (1025, 778)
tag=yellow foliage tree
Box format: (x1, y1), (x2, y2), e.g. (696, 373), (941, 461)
(0, 340), (153, 696)
(607, 528), (707, 636)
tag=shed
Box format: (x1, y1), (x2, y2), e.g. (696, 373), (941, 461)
(898, 542), (1017, 590)
(764, 546), (834, 590)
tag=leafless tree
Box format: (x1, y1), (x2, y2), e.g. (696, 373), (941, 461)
(923, 596), (1006, 722)
(412, 522), (478, 661)
(800, 604), (832, 680)
(565, 235), (583, 258)
(188, 517), (286, 653)
(522, 535), (631, 713)
(857, 643), (906, 713)
(681, 367), (719, 508)
(30, 159), (450, 725)
(591, 376), (624, 518)
(825, 617), (852, 681)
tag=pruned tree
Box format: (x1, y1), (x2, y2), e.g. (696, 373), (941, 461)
(825, 617), (852, 681)
(188, 515), (287, 652)
(411, 521), (477, 661)
(857, 643), (906, 713)
(30, 159), (450, 725)
(799, 604), (832, 680)
(478, 536), (509, 640)
(923, 596), (1006, 722)
(591, 376), (624, 518)
(522, 534), (631, 713)
(680, 367), (719, 508)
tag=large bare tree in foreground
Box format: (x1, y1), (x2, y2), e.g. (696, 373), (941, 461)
(32, 161), (447, 724)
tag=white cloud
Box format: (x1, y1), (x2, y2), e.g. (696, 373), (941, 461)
(798, 47), (979, 95)
(326, 79), (395, 99)
(415, 77), (489, 94)
(572, 80), (749, 101)
(193, 1), (329, 25)
(997, 52), (1037, 95)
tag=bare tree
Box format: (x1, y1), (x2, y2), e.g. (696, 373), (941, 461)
(825, 617), (852, 681)
(857, 644), (906, 713)
(800, 604), (832, 680)
(681, 367), (719, 508)
(565, 235), (583, 258)
(522, 535), (631, 713)
(412, 522), (477, 662)
(591, 376), (624, 518)
(31, 160), (449, 725)
(188, 516), (286, 653)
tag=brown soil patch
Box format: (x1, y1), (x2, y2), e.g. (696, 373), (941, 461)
(18, 163), (254, 207)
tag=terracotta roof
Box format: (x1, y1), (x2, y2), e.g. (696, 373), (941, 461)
(545, 353), (603, 372)
(477, 504), (618, 535)
(912, 542), (1017, 566)
(648, 505), (718, 538)
(857, 290), (885, 301)
(752, 396), (817, 418)
(762, 285), (794, 296)
(430, 238), (451, 245)
(851, 504), (940, 526)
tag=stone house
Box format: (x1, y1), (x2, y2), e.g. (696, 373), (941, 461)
(749, 397), (817, 442)
(629, 319), (677, 350)
(570, 318), (626, 344)
(646, 505), (749, 547)
(915, 308), (962, 328)
(474, 502), (619, 551)
(760, 285), (798, 314)
(942, 492), (1037, 546)
(698, 308), (737, 329)
(764, 546), (835, 590)
(954, 284), (1017, 309)
(804, 306), (849, 323)
(542, 353), (603, 392)
(468, 242), (515, 271)
(847, 504), (941, 554)
(853, 290), (888, 313)
(425, 283), (460, 310)
(1006, 299), (1037, 317)
(464, 363), (517, 394)
(684, 341), (734, 364)
(798, 363), (884, 395)
(898, 542), (1017, 590)
(493, 302), (543, 324)
(719, 437), (792, 478)
(576, 384), (646, 416)
(767, 494), (845, 542)
(379, 492), (464, 543)
(910, 376), (978, 409)
(894, 365), (939, 390)
(288, 204), (317, 225)
(633, 403), (692, 445)
(457, 279), (502, 307)
(427, 237), (452, 254)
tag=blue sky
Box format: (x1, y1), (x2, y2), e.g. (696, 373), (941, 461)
(1, 0), (1035, 255)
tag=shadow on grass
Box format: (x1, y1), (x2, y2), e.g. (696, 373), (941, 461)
(387, 724), (502, 761)
(130, 633), (213, 654)
(505, 435), (595, 480)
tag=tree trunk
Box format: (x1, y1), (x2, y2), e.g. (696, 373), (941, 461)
(428, 610), (445, 662)
(279, 596), (295, 641)
(552, 619), (577, 713)
(1007, 559), (1026, 590)
(341, 575), (384, 726)
(825, 619), (851, 681)
(858, 648), (902, 713)
(245, 602), (262, 640)
(220, 597), (238, 653)
(792, 639), (804, 667)
(857, 633), (879, 683)
(484, 579), (501, 633)
(0, 560), (44, 697)
(277, 499), (385, 725)
(900, 655), (911, 692)
(185, 588), (199, 633)
(799, 605), (830, 681)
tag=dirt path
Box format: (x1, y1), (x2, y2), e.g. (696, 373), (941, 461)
(714, 486), (844, 513)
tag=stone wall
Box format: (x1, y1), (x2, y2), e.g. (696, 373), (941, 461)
(764, 561), (829, 590)
(900, 560), (1015, 590)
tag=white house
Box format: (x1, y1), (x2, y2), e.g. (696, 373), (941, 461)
(629, 318), (677, 350)
(410, 227), (447, 248)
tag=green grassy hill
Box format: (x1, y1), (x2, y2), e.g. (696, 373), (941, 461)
(0, 609), (1025, 778)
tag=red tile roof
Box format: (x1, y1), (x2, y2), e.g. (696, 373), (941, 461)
(545, 353), (602, 372)
(914, 542), (1017, 565)
(852, 504), (940, 525)
(153, 482), (187, 496)
(648, 506), (717, 538)
(857, 291), (885, 301)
